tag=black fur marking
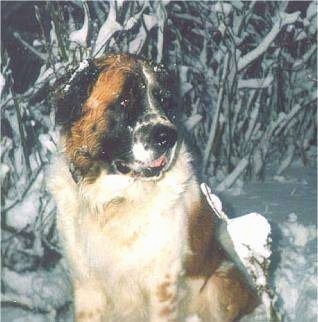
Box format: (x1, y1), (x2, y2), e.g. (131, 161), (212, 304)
(53, 59), (100, 126)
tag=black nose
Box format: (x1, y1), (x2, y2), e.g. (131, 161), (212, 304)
(151, 125), (177, 151)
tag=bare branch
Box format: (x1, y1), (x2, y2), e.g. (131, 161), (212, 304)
(203, 53), (230, 174)
(216, 157), (249, 192)
(13, 32), (48, 61)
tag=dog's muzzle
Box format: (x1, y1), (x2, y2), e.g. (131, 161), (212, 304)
(114, 120), (178, 178)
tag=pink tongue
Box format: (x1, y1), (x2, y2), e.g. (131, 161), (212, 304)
(148, 155), (167, 168)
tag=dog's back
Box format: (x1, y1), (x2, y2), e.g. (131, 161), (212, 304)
(49, 54), (258, 321)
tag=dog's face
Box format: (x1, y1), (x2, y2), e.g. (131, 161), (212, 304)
(54, 54), (179, 181)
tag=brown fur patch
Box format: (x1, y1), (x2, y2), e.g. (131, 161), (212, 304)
(76, 308), (102, 320)
(185, 194), (226, 278)
(211, 265), (259, 320)
(159, 305), (173, 317)
(63, 54), (139, 175)
(156, 281), (174, 303)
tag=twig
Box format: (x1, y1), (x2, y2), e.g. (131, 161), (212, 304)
(238, 75), (273, 89)
(154, 1), (166, 63)
(276, 143), (295, 175)
(13, 32), (47, 62)
(12, 94), (31, 177)
(203, 53), (230, 174)
(1, 294), (36, 312)
(216, 157), (249, 191)
(48, 2), (68, 62)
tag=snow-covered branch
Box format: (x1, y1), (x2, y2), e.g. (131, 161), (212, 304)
(238, 75), (273, 89)
(92, 1), (122, 57)
(13, 32), (48, 61)
(216, 157), (249, 191)
(69, 2), (90, 47)
(237, 11), (300, 71)
(203, 53), (230, 174)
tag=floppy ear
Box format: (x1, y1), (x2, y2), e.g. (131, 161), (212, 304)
(53, 59), (99, 126)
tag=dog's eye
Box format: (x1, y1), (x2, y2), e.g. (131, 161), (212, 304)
(120, 98), (129, 108)
(153, 88), (176, 122)
(153, 88), (171, 103)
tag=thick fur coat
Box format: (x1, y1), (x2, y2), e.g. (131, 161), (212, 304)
(49, 54), (258, 322)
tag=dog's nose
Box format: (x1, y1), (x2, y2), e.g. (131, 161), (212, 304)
(151, 125), (177, 151)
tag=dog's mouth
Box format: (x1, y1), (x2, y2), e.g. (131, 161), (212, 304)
(114, 148), (175, 179)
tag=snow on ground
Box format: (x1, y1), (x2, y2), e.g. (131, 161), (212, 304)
(1, 156), (317, 321)
(221, 155), (317, 322)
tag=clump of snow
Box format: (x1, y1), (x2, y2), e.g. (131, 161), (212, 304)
(1, 163), (10, 182)
(64, 59), (89, 92)
(0, 72), (5, 95)
(2, 262), (72, 314)
(7, 190), (41, 230)
(143, 14), (158, 31)
(274, 213), (317, 321)
(39, 133), (57, 154)
(280, 212), (316, 247)
(227, 213), (271, 287)
(213, 2), (233, 16)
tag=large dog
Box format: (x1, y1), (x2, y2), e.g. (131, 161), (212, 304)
(49, 54), (258, 322)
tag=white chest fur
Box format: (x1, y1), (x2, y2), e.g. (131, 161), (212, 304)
(50, 147), (198, 273)
(48, 145), (201, 319)
(77, 186), (188, 284)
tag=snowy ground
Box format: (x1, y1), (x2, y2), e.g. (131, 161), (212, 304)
(222, 155), (317, 322)
(2, 156), (317, 322)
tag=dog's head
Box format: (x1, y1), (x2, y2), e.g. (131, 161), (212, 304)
(54, 54), (179, 181)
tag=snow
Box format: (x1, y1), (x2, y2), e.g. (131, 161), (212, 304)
(38, 134), (57, 154)
(64, 59), (89, 92)
(6, 193), (39, 230)
(2, 262), (72, 322)
(237, 11), (301, 71)
(0, 72), (5, 95)
(227, 213), (271, 261)
(69, 3), (89, 48)
(92, 2), (122, 57)
(143, 14), (158, 31)
(222, 158), (317, 321)
(213, 3), (233, 16)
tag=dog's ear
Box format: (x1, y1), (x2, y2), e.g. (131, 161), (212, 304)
(53, 59), (100, 126)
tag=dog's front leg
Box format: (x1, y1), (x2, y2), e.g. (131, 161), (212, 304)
(74, 280), (107, 322)
(149, 262), (185, 322)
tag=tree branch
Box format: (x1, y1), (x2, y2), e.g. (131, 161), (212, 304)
(237, 11), (300, 72)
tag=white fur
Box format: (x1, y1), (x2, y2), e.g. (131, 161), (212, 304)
(132, 142), (153, 163)
(49, 143), (201, 321)
(142, 66), (157, 111)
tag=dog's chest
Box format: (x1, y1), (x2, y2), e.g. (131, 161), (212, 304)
(77, 196), (188, 283)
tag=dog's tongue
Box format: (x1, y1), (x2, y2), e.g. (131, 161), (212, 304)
(148, 155), (167, 168)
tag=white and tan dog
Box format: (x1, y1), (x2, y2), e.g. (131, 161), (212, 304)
(49, 54), (258, 322)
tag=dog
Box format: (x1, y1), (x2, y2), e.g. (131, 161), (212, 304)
(49, 53), (258, 322)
